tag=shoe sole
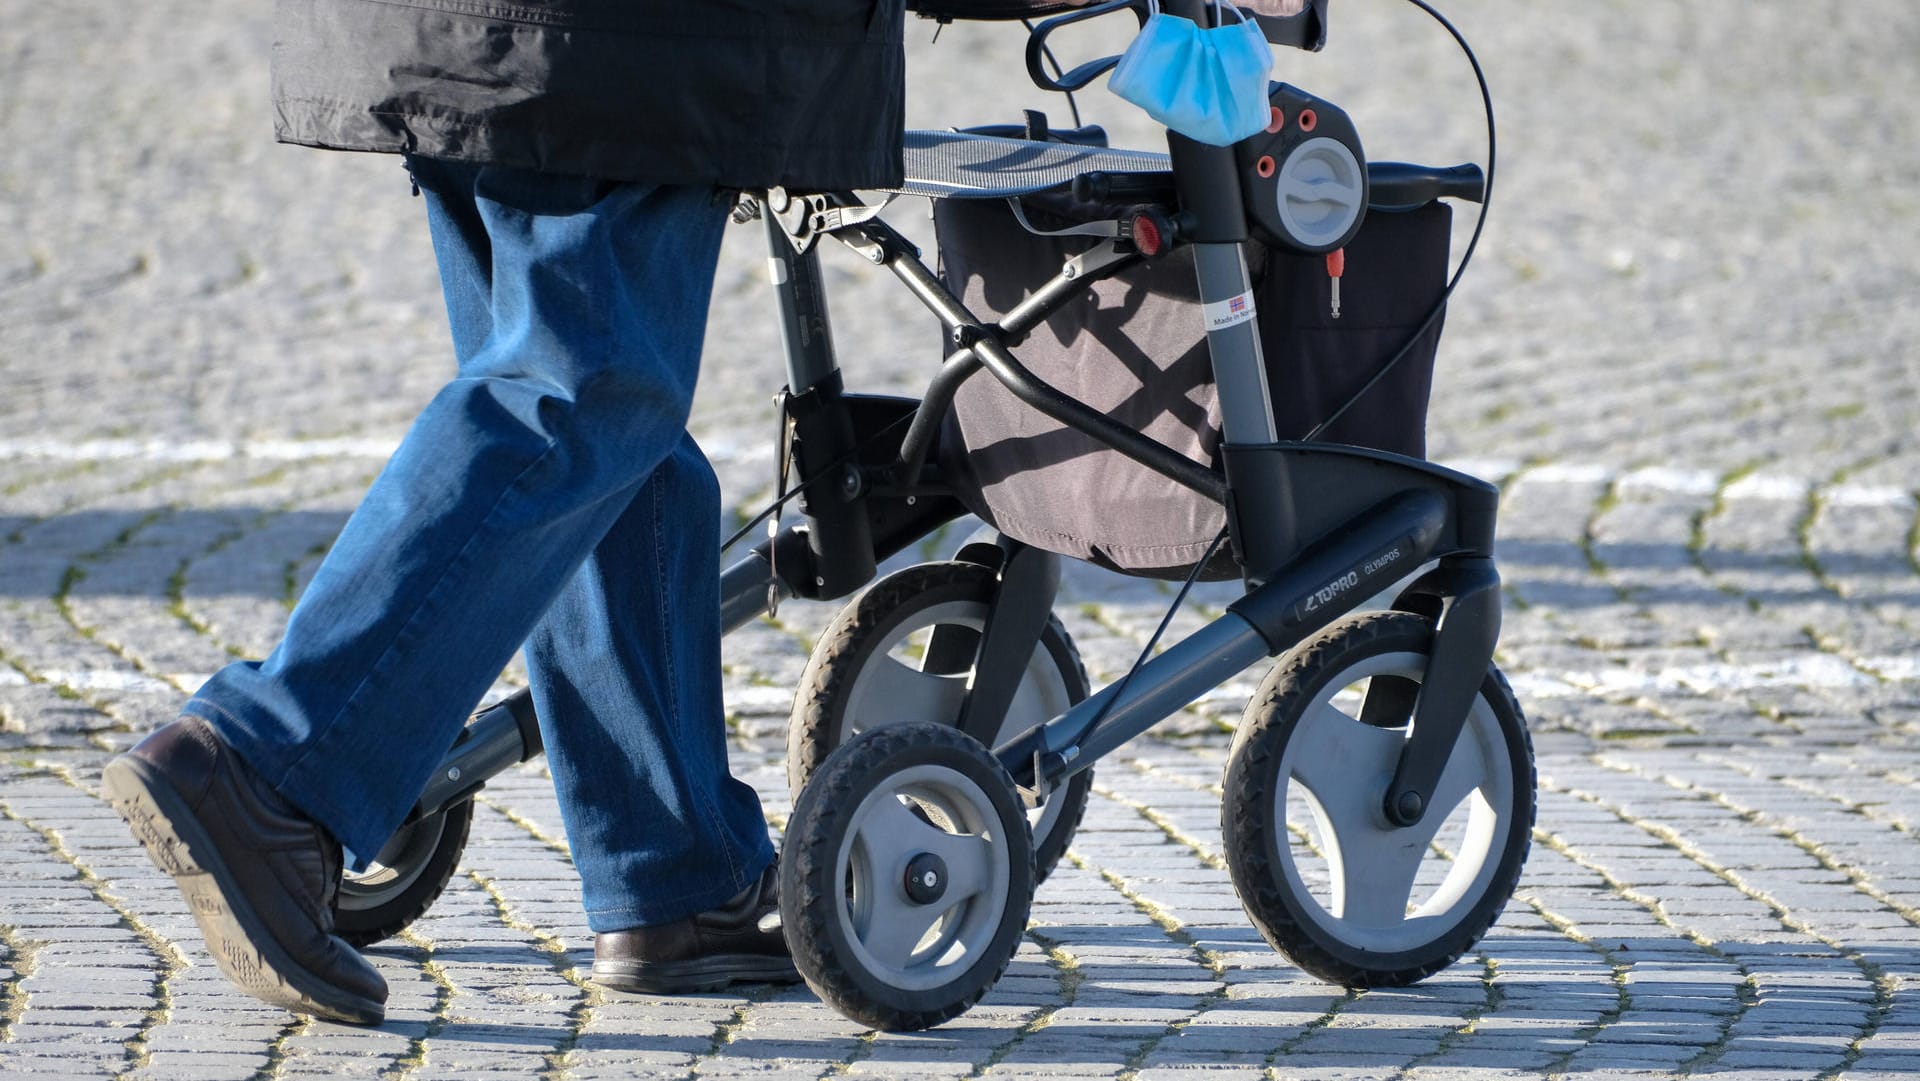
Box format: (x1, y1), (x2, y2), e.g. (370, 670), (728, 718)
(102, 756), (386, 1025)
(592, 955), (802, 995)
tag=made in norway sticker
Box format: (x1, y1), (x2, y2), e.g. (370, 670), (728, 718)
(1203, 292), (1256, 331)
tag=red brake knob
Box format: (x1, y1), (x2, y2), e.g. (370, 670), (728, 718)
(1131, 213), (1164, 257)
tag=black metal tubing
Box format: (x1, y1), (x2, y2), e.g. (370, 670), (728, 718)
(409, 690), (543, 823)
(954, 539), (1062, 746)
(998, 243), (1143, 333)
(1382, 555), (1503, 827)
(996, 611), (1271, 792)
(719, 548), (779, 632)
(892, 239), (1146, 489)
(847, 217), (1229, 505)
(718, 527), (815, 632)
(766, 213), (839, 387)
(893, 347), (981, 491)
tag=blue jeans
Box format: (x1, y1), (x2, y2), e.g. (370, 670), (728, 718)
(186, 157), (774, 932)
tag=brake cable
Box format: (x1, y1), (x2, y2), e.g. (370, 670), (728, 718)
(1304, 0), (1496, 441)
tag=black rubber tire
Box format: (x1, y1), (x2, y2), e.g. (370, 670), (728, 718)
(781, 722), (1034, 1032)
(332, 798), (474, 947)
(788, 560), (1090, 883)
(1222, 610), (1535, 988)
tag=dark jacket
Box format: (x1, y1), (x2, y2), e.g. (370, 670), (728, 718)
(270, 0), (907, 191)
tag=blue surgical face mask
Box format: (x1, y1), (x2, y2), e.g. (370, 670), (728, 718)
(1108, 0), (1275, 147)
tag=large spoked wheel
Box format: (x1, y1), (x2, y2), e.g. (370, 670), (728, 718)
(1223, 610), (1535, 988)
(789, 561), (1090, 883)
(782, 722), (1034, 1032)
(333, 799), (473, 947)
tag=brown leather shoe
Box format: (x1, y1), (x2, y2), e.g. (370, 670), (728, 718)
(592, 863), (800, 994)
(103, 717), (387, 1024)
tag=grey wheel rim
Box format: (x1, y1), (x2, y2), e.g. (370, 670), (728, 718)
(1271, 650), (1514, 954)
(832, 763), (1013, 992)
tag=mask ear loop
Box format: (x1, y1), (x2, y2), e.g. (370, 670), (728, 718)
(1149, 0), (1247, 26)
(1211, 0), (1253, 30)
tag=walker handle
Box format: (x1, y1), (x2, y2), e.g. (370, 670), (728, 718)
(1025, 0), (1143, 93)
(1251, 0), (1329, 52)
(1366, 161), (1485, 211)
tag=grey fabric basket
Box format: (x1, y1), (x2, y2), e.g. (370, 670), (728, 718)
(936, 197), (1452, 580)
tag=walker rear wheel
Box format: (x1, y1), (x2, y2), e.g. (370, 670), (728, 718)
(1222, 611), (1534, 987)
(333, 798), (473, 947)
(781, 722), (1033, 1031)
(789, 561), (1090, 883)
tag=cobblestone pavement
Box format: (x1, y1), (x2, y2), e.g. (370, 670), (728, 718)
(5, 0), (1920, 1078)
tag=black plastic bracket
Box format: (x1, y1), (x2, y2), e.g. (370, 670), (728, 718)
(954, 538), (1063, 749)
(767, 189), (895, 255)
(784, 373), (877, 600)
(1381, 555), (1503, 827)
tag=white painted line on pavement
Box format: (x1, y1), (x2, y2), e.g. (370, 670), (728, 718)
(726, 685), (802, 715)
(1824, 484), (1917, 510)
(1723, 472), (1814, 502)
(0, 438), (400, 462)
(0, 669), (191, 693)
(1509, 652), (1919, 700)
(1616, 466), (1721, 497)
(1522, 462), (1617, 485)
(6, 658), (1911, 706)
(0, 435), (765, 466)
(0, 443), (1910, 509)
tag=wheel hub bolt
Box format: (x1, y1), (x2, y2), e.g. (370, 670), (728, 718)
(903, 852), (948, 904)
(1394, 790), (1425, 823)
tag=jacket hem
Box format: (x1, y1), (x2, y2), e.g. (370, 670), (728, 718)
(274, 101), (906, 191)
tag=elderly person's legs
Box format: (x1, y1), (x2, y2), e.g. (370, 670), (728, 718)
(107, 159), (787, 1023)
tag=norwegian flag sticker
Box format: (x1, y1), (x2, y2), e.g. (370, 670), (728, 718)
(1203, 291), (1257, 331)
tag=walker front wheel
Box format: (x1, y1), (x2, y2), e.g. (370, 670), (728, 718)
(1222, 611), (1534, 987)
(781, 723), (1033, 1031)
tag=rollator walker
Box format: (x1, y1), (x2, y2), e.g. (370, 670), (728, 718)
(334, 0), (1535, 1033)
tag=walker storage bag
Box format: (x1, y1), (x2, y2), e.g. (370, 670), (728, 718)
(936, 195), (1452, 580)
